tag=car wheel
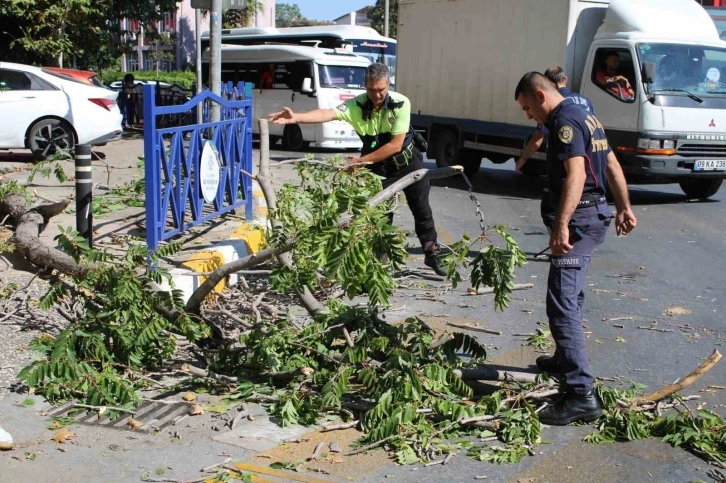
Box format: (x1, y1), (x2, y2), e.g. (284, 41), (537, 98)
(282, 125), (309, 151)
(27, 119), (75, 160)
(679, 178), (723, 199)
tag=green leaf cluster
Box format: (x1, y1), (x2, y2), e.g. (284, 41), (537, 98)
(270, 158), (408, 307)
(19, 230), (210, 408)
(441, 226), (528, 311)
(585, 383), (726, 468)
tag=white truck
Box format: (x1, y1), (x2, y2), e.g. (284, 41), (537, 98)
(397, 0), (726, 198)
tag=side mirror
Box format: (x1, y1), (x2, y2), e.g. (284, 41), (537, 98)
(642, 62), (656, 84)
(301, 77), (313, 94)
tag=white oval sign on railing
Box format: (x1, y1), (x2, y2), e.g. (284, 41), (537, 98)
(200, 140), (221, 203)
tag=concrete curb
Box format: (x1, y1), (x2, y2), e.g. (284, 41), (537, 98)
(158, 182), (268, 303)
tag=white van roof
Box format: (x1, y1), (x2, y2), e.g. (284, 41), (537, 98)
(596, 0), (722, 44)
(205, 44), (373, 66)
(203, 25), (395, 42)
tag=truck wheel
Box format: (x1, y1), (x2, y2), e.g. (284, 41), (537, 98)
(459, 150), (482, 178)
(282, 125), (309, 151)
(679, 178), (723, 199)
(432, 129), (459, 169)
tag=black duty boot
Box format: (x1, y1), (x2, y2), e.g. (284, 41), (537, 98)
(422, 241), (446, 276)
(538, 390), (603, 426)
(536, 353), (561, 374)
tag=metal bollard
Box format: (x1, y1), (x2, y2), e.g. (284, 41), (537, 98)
(74, 144), (93, 248)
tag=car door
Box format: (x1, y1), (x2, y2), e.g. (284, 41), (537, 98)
(0, 68), (65, 146)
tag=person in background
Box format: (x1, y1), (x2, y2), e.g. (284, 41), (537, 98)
(596, 52), (635, 100)
(122, 73), (136, 129)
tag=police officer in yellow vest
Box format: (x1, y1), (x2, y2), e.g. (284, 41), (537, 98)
(268, 63), (446, 275)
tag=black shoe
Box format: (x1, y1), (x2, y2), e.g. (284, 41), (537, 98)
(538, 391), (603, 426)
(424, 254), (446, 276)
(536, 354), (561, 374)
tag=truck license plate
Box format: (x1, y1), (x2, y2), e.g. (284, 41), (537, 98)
(694, 160), (726, 171)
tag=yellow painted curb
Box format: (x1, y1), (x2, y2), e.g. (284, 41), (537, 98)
(182, 250), (227, 293)
(230, 222), (266, 253)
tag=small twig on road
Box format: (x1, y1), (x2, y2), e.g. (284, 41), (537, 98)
(73, 403), (136, 415)
(446, 322), (501, 336)
(467, 283), (533, 296)
(321, 420), (359, 432)
(201, 457), (233, 473)
(638, 326), (674, 333)
(309, 441), (327, 461)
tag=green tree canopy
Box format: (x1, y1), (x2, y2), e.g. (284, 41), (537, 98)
(0, 0), (182, 71)
(367, 0), (398, 39)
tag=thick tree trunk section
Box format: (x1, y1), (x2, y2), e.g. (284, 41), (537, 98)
(0, 193), (87, 278)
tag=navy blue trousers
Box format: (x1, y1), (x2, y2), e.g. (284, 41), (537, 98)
(546, 203), (611, 394)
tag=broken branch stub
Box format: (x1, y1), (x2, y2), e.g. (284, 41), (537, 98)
(634, 349), (722, 406)
(0, 193), (87, 278)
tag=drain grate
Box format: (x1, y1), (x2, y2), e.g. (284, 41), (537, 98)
(47, 400), (190, 432)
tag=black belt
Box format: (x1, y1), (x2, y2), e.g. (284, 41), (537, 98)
(577, 194), (607, 208)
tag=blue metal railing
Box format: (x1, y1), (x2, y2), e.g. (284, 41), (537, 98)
(143, 82), (253, 252)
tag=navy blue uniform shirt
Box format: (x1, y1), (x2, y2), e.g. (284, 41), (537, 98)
(538, 87), (594, 135)
(544, 99), (609, 207)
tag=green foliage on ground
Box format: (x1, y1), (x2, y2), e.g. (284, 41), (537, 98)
(18, 231), (210, 409)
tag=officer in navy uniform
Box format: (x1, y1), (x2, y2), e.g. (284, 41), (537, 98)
(268, 63), (446, 276)
(514, 72), (637, 425)
(516, 66), (596, 231)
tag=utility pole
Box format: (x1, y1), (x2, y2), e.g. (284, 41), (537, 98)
(384, 0), (389, 38)
(195, 8), (203, 124)
(209, 0), (223, 122)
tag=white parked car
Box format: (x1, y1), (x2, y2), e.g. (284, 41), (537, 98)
(0, 62), (123, 159)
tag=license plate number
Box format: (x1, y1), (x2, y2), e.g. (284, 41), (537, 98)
(694, 160), (726, 171)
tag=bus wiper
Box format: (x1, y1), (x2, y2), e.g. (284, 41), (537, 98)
(653, 88), (703, 103)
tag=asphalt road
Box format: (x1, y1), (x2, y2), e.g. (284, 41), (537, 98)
(269, 146), (726, 482)
(1, 142), (724, 483)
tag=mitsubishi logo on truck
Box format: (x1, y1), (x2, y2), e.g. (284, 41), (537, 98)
(709, 119), (716, 128)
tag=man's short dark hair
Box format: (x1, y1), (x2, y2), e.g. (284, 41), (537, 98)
(365, 63), (389, 82)
(606, 51), (620, 60)
(514, 71), (557, 100)
(544, 66), (567, 86)
(123, 73), (134, 83)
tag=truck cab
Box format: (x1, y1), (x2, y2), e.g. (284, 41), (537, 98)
(578, 0), (726, 198)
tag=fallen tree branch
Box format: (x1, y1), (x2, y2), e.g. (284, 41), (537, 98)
(452, 367), (542, 384)
(321, 420), (359, 432)
(467, 283), (533, 296)
(180, 363), (238, 383)
(0, 194), (88, 278)
(203, 309), (253, 329)
(634, 349), (722, 405)
(185, 163), (465, 312)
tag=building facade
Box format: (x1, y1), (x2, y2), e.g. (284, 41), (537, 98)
(121, 0), (276, 72)
(333, 6), (372, 27)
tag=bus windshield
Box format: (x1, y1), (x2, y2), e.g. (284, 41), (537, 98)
(318, 65), (367, 90)
(638, 42), (726, 96)
(348, 39), (397, 86)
